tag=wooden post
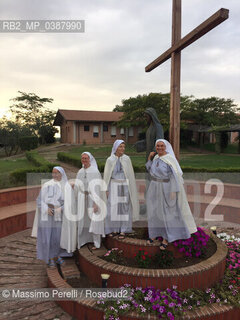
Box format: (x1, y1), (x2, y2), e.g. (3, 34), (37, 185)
(145, 1), (229, 160)
(170, 0), (181, 160)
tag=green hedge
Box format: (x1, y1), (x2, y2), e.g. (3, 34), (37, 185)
(57, 152), (240, 173)
(57, 152), (82, 168)
(10, 151), (58, 183)
(19, 136), (38, 151)
(25, 151), (57, 169)
(10, 166), (53, 183)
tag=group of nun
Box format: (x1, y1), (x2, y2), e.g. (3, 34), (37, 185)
(32, 139), (197, 267)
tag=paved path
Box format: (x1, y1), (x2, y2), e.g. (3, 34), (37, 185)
(38, 144), (79, 179)
(0, 229), (71, 320)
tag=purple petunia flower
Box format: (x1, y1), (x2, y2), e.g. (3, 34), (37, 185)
(159, 306), (166, 313)
(167, 312), (174, 320)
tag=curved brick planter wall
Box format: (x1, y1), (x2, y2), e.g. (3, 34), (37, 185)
(0, 185), (40, 207)
(78, 235), (227, 291)
(1, 181), (239, 238)
(104, 236), (184, 259)
(0, 186), (40, 238)
(47, 263), (240, 320)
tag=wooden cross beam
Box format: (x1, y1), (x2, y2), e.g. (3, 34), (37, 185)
(145, 0), (229, 160)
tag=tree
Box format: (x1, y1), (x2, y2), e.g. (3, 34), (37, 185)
(0, 117), (32, 156)
(113, 93), (170, 129)
(113, 92), (194, 136)
(10, 91), (58, 143)
(181, 97), (240, 126)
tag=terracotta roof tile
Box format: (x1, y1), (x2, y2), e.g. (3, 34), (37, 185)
(54, 109), (124, 125)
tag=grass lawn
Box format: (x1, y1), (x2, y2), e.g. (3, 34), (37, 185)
(190, 143), (239, 154)
(65, 144), (240, 169)
(67, 145), (146, 164)
(0, 158), (36, 189)
(180, 154), (240, 169)
(0, 158), (35, 173)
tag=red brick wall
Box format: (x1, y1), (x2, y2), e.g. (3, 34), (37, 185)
(71, 122), (139, 145)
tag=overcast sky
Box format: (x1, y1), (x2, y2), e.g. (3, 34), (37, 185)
(0, 0), (239, 119)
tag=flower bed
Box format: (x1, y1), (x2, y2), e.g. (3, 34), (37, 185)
(173, 227), (210, 258)
(97, 234), (240, 320)
(103, 248), (174, 269)
(102, 228), (216, 269)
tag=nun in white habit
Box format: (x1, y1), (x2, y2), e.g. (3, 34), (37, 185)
(32, 166), (77, 267)
(74, 152), (106, 249)
(104, 140), (139, 238)
(146, 139), (197, 249)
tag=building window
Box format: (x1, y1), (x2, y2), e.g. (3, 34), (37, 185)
(120, 128), (125, 134)
(103, 124), (108, 132)
(93, 125), (99, 138)
(111, 125), (116, 137)
(84, 125), (90, 131)
(128, 127), (134, 137)
(138, 127), (142, 134)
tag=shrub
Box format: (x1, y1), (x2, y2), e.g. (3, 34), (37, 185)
(11, 151), (57, 183)
(26, 151), (56, 169)
(10, 166), (52, 183)
(134, 250), (152, 268)
(103, 248), (125, 264)
(57, 152), (82, 168)
(19, 136), (38, 151)
(153, 250), (174, 268)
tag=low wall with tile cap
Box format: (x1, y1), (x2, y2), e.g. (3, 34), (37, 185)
(77, 235), (227, 291)
(0, 185), (40, 207)
(47, 257), (240, 320)
(0, 186), (40, 238)
(104, 236), (184, 258)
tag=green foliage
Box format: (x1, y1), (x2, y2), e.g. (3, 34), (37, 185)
(10, 151), (57, 183)
(0, 158), (35, 174)
(180, 153), (240, 169)
(57, 152), (82, 168)
(38, 124), (56, 144)
(58, 149), (240, 173)
(10, 166), (52, 183)
(181, 96), (240, 126)
(103, 248), (125, 264)
(194, 143), (239, 154)
(113, 93), (239, 140)
(133, 250), (152, 268)
(220, 132), (229, 151)
(153, 250), (174, 268)
(19, 136), (38, 151)
(0, 117), (32, 156)
(9, 91), (57, 144)
(26, 151), (56, 168)
(113, 92), (170, 128)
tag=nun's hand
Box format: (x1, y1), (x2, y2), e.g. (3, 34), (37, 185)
(148, 152), (156, 161)
(106, 191), (109, 198)
(48, 208), (54, 216)
(54, 207), (62, 215)
(170, 192), (176, 201)
(93, 203), (98, 213)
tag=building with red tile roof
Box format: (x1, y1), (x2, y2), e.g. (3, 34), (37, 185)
(53, 109), (142, 144)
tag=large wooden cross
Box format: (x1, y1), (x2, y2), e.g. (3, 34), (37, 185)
(145, 0), (229, 160)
